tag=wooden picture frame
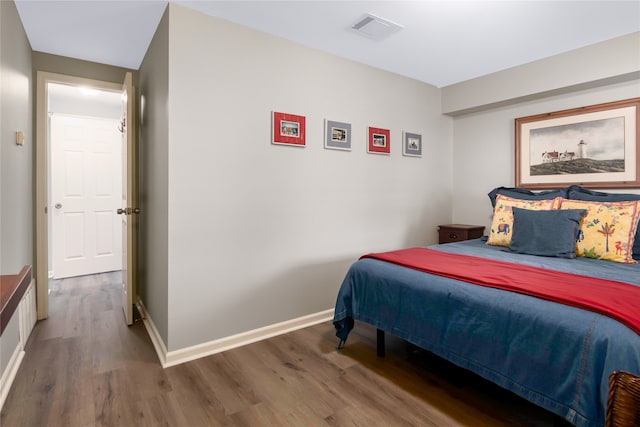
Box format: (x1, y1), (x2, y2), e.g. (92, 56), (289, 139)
(272, 111), (306, 147)
(367, 127), (390, 155)
(515, 98), (640, 189)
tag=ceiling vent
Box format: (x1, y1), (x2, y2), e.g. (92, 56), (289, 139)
(350, 13), (403, 41)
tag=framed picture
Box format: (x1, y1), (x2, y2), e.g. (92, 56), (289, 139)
(367, 127), (390, 155)
(272, 111), (306, 147)
(324, 119), (351, 151)
(402, 131), (422, 157)
(515, 98), (640, 189)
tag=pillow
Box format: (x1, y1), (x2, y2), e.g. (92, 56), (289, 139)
(487, 194), (562, 247)
(508, 208), (587, 258)
(488, 186), (568, 208)
(566, 185), (640, 260)
(560, 199), (640, 264)
(567, 185), (640, 203)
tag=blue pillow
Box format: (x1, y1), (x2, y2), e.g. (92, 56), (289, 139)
(567, 185), (640, 260)
(508, 208), (587, 258)
(488, 186), (568, 208)
(567, 185), (640, 202)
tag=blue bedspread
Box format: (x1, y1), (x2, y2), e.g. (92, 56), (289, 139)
(333, 239), (640, 427)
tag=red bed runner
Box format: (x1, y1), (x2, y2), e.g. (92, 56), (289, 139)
(361, 248), (640, 335)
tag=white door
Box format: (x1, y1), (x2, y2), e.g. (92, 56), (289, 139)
(51, 114), (123, 279)
(119, 72), (137, 326)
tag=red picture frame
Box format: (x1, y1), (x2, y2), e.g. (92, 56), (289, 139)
(367, 127), (390, 154)
(272, 111), (306, 147)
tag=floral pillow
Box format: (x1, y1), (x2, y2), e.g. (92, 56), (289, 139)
(560, 199), (640, 263)
(487, 194), (562, 247)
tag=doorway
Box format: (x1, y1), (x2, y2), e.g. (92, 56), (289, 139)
(36, 72), (126, 320)
(48, 83), (123, 279)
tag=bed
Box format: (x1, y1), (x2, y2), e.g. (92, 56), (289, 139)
(333, 186), (640, 427)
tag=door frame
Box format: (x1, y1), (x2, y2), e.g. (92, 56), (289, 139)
(36, 71), (123, 320)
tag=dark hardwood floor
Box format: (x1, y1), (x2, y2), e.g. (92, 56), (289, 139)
(1, 272), (573, 426)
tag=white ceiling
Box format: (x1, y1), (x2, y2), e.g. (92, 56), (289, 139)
(15, 1), (640, 88)
(48, 83), (122, 119)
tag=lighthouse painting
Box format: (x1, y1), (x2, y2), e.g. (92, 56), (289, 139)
(530, 116), (625, 175)
(515, 98), (640, 188)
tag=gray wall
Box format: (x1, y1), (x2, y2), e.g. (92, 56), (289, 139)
(0, 0), (32, 380)
(447, 33), (640, 229)
(147, 4), (453, 351)
(1, 0), (33, 275)
(138, 7), (170, 346)
(442, 32), (640, 116)
(32, 52), (133, 88)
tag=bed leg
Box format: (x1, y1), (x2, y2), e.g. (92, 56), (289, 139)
(376, 328), (385, 357)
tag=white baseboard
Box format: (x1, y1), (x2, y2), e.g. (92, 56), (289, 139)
(0, 343), (25, 412)
(136, 298), (333, 368)
(136, 299), (169, 366)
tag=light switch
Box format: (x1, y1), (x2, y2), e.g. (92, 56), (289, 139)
(16, 131), (24, 146)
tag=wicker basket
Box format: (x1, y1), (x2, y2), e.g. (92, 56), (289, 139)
(606, 371), (640, 427)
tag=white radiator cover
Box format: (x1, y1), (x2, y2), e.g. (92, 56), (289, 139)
(0, 279), (37, 411)
(18, 280), (37, 348)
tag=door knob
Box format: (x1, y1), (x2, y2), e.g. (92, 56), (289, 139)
(55, 203), (62, 209)
(117, 208), (140, 215)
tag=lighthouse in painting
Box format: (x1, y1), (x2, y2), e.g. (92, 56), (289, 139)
(578, 139), (588, 159)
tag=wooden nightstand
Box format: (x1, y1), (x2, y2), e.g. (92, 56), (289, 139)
(438, 224), (485, 244)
